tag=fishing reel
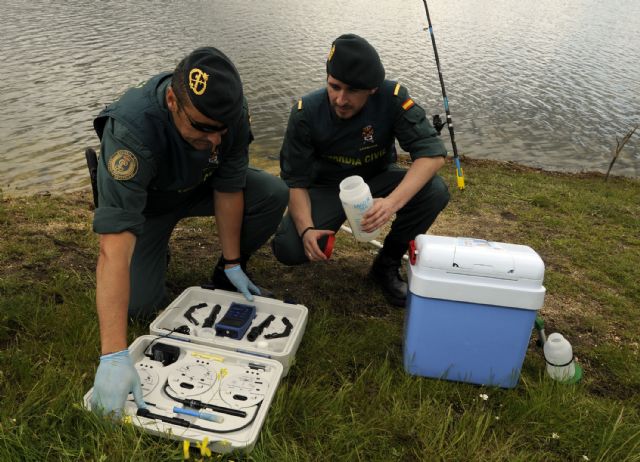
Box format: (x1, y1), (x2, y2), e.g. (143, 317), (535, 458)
(432, 114), (446, 135)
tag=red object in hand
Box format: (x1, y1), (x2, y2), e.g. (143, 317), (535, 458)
(323, 234), (335, 259)
(409, 240), (417, 265)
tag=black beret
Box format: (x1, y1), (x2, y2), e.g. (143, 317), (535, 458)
(183, 47), (243, 126)
(326, 34), (385, 89)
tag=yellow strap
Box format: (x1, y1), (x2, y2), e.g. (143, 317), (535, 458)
(297, 99), (303, 110)
(393, 83), (401, 96)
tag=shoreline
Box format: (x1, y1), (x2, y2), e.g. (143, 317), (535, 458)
(1, 156), (637, 200)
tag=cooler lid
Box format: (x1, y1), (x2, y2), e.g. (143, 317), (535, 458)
(415, 235), (544, 281)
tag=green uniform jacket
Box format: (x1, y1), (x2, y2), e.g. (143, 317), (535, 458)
(280, 80), (447, 188)
(92, 72), (252, 236)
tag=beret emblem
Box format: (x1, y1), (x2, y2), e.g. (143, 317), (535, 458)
(328, 44), (336, 61)
(189, 68), (209, 96)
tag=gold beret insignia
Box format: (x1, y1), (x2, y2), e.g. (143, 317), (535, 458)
(189, 68), (209, 96)
(328, 44), (336, 61)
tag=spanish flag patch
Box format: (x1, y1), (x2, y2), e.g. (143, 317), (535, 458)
(401, 98), (415, 110)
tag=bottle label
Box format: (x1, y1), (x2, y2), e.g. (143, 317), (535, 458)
(353, 197), (371, 212)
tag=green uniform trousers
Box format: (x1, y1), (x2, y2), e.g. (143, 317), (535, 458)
(129, 167), (288, 319)
(272, 166), (449, 265)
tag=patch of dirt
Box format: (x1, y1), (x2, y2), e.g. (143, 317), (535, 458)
(0, 191), (98, 283)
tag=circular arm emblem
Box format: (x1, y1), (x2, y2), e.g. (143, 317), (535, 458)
(107, 150), (138, 181)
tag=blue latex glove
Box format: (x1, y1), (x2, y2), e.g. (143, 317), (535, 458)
(90, 349), (147, 418)
(224, 265), (261, 301)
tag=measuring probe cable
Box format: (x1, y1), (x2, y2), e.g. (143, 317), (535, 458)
(137, 402), (262, 434)
(134, 380), (262, 434)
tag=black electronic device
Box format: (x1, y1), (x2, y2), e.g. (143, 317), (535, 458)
(150, 342), (181, 366)
(214, 303), (256, 340)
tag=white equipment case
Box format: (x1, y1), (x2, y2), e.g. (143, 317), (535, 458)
(84, 287), (308, 453)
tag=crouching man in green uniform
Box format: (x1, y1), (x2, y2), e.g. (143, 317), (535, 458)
(90, 47), (288, 416)
(272, 34), (449, 307)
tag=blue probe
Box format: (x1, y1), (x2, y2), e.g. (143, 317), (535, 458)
(173, 406), (224, 423)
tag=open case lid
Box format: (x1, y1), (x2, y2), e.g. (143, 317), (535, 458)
(150, 287), (308, 376)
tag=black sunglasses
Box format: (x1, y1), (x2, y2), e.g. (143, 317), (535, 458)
(183, 110), (228, 134)
(174, 91), (227, 133)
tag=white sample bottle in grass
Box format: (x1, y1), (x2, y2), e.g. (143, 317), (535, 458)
(543, 332), (576, 381)
(339, 175), (381, 242)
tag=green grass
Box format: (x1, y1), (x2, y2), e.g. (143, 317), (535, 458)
(1, 158), (639, 461)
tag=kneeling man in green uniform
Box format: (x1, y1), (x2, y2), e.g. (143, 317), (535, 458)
(273, 34), (449, 307)
(90, 47), (288, 416)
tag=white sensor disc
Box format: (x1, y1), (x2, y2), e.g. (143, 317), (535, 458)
(167, 361), (217, 397)
(220, 371), (270, 408)
(135, 360), (160, 396)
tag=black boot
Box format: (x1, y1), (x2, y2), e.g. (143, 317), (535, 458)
(369, 251), (408, 307)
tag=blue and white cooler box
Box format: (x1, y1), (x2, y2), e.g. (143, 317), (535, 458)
(404, 235), (546, 388)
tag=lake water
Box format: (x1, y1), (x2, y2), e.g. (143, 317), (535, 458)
(1, 0), (639, 195)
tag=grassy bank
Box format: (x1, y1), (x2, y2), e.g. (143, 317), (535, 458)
(1, 158), (639, 461)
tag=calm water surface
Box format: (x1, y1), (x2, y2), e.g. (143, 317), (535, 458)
(1, 0), (639, 195)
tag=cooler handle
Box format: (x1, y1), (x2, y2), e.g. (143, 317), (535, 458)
(409, 239), (417, 265)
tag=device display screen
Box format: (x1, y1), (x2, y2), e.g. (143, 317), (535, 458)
(218, 316), (247, 328)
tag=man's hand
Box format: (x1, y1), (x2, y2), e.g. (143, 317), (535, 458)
(288, 188), (334, 262)
(361, 197), (398, 234)
(302, 229), (335, 261)
(360, 157), (446, 234)
(224, 265), (261, 301)
(91, 349), (146, 418)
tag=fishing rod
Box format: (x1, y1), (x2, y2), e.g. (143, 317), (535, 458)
(421, 0), (465, 190)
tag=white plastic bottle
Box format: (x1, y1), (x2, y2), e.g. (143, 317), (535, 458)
(339, 175), (381, 242)
(543, 333), (575, 381)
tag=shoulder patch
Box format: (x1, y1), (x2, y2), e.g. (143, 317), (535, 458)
(297, 99), (303, 111)
(108, 150), (138, 181)
(401, 98), (415, 111)
(393, 83), (401, 96)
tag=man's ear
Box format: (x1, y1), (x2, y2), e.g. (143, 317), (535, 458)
(166, 86), (178, 112)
